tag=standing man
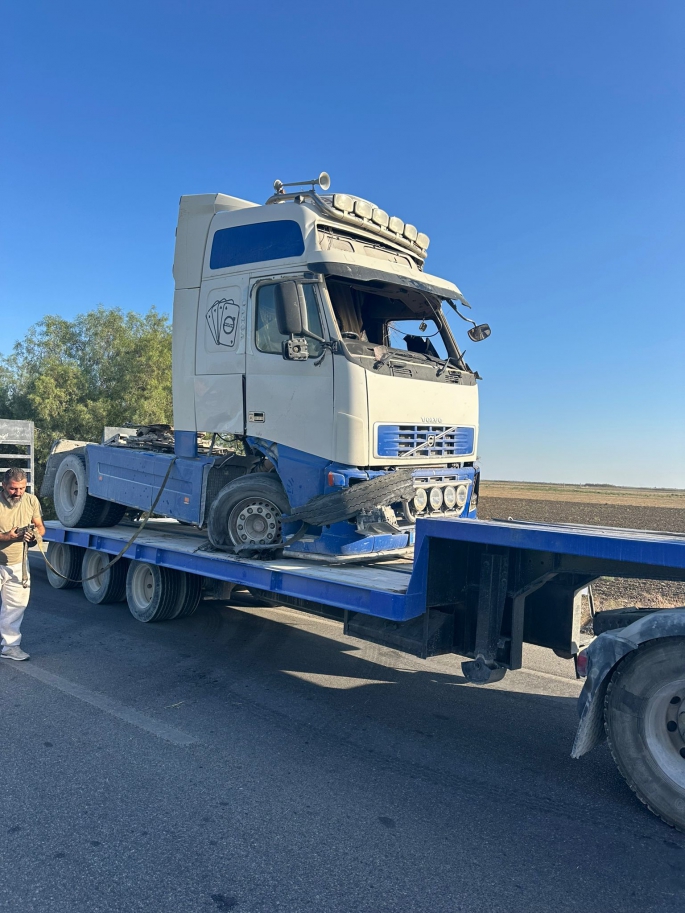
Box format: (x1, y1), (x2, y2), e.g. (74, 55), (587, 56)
(0, 468), (45, 661)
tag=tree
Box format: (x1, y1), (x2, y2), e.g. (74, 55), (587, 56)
(0, 306), (173, 500)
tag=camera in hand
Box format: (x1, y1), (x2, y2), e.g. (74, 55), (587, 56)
(15, 523), (36, 544)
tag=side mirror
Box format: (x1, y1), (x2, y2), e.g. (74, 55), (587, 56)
(275, 281), (305, 336)
(467, 323), (491, 343)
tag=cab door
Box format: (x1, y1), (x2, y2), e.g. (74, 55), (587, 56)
(245, 279), (335, 460)
(194, 276), (247, 434)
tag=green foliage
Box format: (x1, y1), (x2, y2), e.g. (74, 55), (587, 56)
(0, 306), (173, 500)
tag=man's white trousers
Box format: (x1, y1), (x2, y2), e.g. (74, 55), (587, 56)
(0, 563), (30, 650)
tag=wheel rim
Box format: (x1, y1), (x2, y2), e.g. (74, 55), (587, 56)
(58, 469), (79, 510)
(131, 564), (155, 609)
(643, 677), (685, 790)
(51, 543), (69, 574)
(228, 497), (282, 547)
(86, 552), (108, 589)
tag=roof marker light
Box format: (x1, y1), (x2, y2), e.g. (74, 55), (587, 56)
(354, 199), (373, 219)
(416, 232), (430, 250)
(388, 216), (404, 234)
(403, 224), (418, 242)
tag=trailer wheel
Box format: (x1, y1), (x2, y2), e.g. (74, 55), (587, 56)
(95, 501), (127, 528)
(54, 454), (109, 528)
(45, 542), (84, 589)
(81, 549), (128, 604)
(125, 561), (182, 623)
(207, 475), (289, 550)
(605, 638), (685, 832)
(168, 572), (203, 619)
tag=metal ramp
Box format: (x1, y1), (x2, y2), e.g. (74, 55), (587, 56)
(0, 419), (35, 492)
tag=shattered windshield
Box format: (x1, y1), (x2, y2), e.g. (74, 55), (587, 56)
(387, 319), (448, 359)
(325, 277), (459, 366)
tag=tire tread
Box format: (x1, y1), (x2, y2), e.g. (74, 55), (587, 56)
(604, 638), (685, 833)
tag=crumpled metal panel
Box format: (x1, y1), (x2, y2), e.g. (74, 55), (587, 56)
(572, 608), (685, 758)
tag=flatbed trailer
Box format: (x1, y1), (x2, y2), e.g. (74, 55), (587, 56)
(41, 515), (685, 831)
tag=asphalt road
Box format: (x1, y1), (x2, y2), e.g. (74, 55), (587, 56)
(0, 556), (683, 913)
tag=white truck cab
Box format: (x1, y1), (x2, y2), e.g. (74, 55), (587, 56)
(47, 174), (490, 561)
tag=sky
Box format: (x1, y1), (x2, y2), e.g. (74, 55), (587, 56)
(1, 1), (683, 487)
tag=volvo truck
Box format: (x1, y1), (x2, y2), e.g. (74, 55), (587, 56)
(44, 172), (491, 560)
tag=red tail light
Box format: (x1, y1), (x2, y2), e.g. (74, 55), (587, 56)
(576, 651), (589, 678)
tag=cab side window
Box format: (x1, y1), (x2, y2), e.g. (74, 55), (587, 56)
(255, 284), (324, 357)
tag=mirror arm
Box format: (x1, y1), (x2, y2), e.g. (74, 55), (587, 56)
(446, 298), (477, 328)
(300, 328), (325, 344)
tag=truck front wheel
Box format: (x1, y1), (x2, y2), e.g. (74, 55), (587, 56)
(605, 638), (685, 832)
(207, 475), (289, 551)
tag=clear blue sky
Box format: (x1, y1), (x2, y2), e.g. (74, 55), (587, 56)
(2, 1), (683, 487)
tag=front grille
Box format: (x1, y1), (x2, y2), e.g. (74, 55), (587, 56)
(376, 424), (475, 458)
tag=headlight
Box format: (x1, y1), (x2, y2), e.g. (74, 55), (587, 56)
(429, 487), (443, 510)
(443, 486), (457, 509)
(456, 484), (468, 508)
(413, 488), (428, 512)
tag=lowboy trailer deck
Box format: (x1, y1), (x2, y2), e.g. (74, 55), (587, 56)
(42, 515), (685, 831)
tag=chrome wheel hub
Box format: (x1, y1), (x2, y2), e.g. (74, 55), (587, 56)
(60, 470), (79, 509)
(644, 679), (685, 788)
(230, 499), (282, 546)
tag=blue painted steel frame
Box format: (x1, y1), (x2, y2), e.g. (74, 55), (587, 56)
(42, 524), (418, 621)
(43, 518), (685, 626)
(414, 517), (685, 570)
(247, 437), (478, 557)
(86, 445), (213, 525)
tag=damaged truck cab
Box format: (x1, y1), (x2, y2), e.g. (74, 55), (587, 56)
(46, 175), (490, 559)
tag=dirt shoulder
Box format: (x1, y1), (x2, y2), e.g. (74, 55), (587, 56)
(478, 482), (685, 611)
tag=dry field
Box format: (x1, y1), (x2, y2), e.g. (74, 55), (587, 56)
(478, 480), (685, 611)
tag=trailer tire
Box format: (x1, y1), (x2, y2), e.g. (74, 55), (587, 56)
(168, 571), (203, 619)
(95, 501), (127, 528)
(125, 561), (182, 623)
(605, 638), (685, 832)
(207, 474), (289, 550)
(54, 454), (109, 528)
(45, 542), (84, 589)
(81, 549), (128, 604)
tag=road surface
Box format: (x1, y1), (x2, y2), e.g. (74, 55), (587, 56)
(0, 555), (683, 912)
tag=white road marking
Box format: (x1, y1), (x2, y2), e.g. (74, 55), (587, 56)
(5, 663), (199, 746)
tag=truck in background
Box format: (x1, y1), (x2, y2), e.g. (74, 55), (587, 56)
(42, 172), (491, 560)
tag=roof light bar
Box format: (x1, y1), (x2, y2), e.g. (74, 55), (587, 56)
(372, 208), (389, 228)
(332, 193), (353, 213)
(267, 179), (430, 261)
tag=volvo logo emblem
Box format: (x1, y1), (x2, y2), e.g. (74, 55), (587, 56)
(425, 434), (436, 447)
(421, 417), (443, 423)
